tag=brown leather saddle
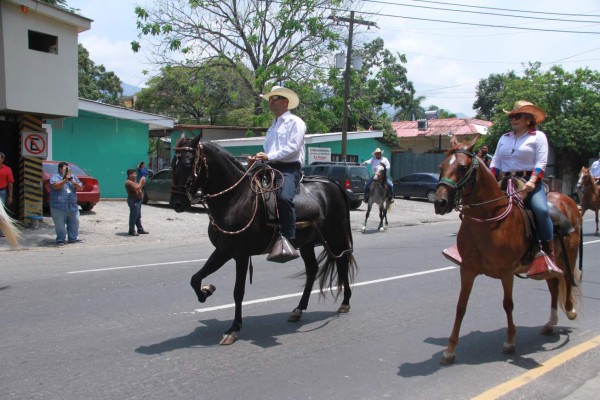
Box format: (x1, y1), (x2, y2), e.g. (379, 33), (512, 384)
(500, 176), (574, 264)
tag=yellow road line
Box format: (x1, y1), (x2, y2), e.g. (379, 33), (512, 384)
(472, 334), (600, 400)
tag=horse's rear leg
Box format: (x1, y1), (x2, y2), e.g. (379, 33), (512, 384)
(336, 254), (353, 313)
(500, 275), (516, 354)
(542, 277), (560, 335)
(288, 247), (319, 322)
(441, 271), (475, 365)
(191, 250), (230, 303)
(220, 256), (249, 345)
(595, 210), (599, 235)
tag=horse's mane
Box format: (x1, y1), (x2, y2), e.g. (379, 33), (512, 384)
(585, 167), (599, 196)
(175, 137), (246, 173)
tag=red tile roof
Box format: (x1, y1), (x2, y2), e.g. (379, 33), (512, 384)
(391, 118), (492, 138)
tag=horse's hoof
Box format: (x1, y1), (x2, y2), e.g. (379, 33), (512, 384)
(201, 284), (216, 297)
(219, 332), (238, 345)
(501, 342), (515, 354)
(361, 227), (366, 233)
(288, 308), (303, 322)
(566, 309), (577, 320)
(379, 227), (384, 232)
(439, 351), (456, 365)
(337, 304), (351, 313)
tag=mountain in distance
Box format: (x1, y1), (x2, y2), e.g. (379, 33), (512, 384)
(122, 82), (142, 97)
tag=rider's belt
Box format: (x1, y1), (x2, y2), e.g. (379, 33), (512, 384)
(269, 161), (302, 170)
(505, 171), (532, 179)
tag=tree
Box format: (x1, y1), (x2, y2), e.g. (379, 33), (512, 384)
(132, 0), (359, 119)
(78, 44), (123, 105)
(135, 61), (255, 125)
(479, 63), (600, 179)
(427, 105), (457, 119)
(394, 94), (426, 121)
(473, 71), (517, 120)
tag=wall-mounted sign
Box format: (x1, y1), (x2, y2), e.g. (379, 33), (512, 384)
(22, 131), (48, 158)
(308, 147), (331, 164)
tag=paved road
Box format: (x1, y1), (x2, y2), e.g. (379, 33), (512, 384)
(2, 214), (600, 399)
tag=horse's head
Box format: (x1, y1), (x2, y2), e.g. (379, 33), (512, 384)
(577, 166), (590, 192)
(375, 164), (387, 182)
(434, 137), (479, 215)
(170, 135), (202, 213)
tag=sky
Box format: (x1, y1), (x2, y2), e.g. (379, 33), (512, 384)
(68, 0), (600, 118)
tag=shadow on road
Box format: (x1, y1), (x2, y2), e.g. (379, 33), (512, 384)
(135, 310), (341, 354)
(397, 326), (574, 377)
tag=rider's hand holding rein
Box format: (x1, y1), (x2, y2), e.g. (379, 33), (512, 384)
(524, 175), (538, 192)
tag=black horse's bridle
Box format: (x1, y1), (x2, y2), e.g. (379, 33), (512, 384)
(172, 143), (207, 204)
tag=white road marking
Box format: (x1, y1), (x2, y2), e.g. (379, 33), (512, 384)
(67, 259), (208, 274)
(193, 266), (457, 314)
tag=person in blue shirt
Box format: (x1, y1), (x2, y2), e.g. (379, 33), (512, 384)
(137, 161), (149, 182)
(49, 162), (84, 246)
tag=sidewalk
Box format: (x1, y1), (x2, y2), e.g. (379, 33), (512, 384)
(0, 199), (457, 252)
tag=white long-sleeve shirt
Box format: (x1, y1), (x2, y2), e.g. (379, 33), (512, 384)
(263, 111), (306, 164)
(489, 130), (548, 176)
(590, 160), (600, 177)
(364, 156), (391, 176)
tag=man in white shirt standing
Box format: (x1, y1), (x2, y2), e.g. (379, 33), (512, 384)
(590, 151), (600, 183)
(249, 86), (306, 241)
(362, 148), (394, 204)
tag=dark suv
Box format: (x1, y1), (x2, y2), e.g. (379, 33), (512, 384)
(302, 162), (370, 209)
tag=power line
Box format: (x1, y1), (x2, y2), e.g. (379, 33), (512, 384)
(360, 0), (600, 24)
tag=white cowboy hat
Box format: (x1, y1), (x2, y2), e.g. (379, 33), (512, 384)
(372, 148), (384, 155)
(260, 85), (300, 110)
(503, 100), (546, 124)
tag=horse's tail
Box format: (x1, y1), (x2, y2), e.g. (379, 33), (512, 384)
(0, 205), (21, 249)
(316, 181), (357, 299)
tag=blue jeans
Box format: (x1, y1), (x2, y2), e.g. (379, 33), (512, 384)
(273, 164), (302, 240)
(50, 207), (80, 243)
(365, 177), (394, 198)
(525, 182), (553, 241)
(127, 198), (143, 232)
(0, 190), (6, 207)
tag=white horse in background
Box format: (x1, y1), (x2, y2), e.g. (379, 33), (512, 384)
(0, 204), (21, 249)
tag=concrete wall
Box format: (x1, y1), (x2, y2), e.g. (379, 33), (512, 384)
(0, 0), (89, 117)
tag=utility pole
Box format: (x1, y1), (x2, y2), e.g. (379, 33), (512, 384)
(332, 11), (376, 161)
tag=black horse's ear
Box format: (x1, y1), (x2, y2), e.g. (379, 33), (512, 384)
(191, 133), (202, 147)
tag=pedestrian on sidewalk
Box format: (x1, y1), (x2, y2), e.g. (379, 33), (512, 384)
(50, 162), (84, 246)
(125, 168), (149, 236)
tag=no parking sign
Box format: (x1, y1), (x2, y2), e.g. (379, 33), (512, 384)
(22, 131), (48, 158)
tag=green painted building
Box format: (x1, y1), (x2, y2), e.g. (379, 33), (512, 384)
(48, 99), (175, 198)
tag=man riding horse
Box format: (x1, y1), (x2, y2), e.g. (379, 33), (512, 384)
(363, 148), (394, 204)
(248, 85), (305, 258)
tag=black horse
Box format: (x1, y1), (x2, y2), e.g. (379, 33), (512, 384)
(170, 136), (357, 345)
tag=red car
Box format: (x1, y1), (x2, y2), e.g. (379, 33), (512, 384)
(42, 161), (100, 211)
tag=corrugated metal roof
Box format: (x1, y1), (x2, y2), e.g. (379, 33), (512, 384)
(392, 118), (492, 138)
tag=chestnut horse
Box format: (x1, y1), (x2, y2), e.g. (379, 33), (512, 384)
(577, 166), (599, 235)
(170, 136), (357, 345)
(433, 139), (582, 365)
(0, 204), (21, 249)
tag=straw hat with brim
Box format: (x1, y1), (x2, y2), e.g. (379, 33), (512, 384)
(260, 86), (300, 110)
(372, 148), (384, 155)
(503, 101), (546, 124)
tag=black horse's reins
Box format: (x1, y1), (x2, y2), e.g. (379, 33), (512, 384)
(173, 143), (284, 235)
